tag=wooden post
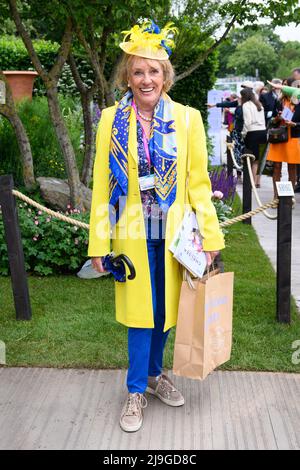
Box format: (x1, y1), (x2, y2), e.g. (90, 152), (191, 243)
(276, 195), (292, 324)
(0, 175), (31, 320)
(242, 154), (252, 225)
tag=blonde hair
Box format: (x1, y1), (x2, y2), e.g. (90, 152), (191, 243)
(116, 53), (175, 93)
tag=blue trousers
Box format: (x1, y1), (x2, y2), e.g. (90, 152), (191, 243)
(127, 220), (170, 393)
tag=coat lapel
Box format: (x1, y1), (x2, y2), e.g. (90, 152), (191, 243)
(128, 108), (138, 163)
(173, 102), (187, 182)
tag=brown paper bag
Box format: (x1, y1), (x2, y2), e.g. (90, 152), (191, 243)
(173, 271), (234, 380)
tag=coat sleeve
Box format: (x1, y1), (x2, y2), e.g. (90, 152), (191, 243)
(87, 109), (112, 257)
(282, 85), (300, 100)
(188, 109), (225, 252)
(216, 100), (238, 109)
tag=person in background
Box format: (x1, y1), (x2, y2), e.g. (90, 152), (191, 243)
(266, 82), (300, 198)
(207, 93), (243, 181)
(292, 68), (300, 81)
(267, 78), (300, 192)
(267, 79), (300, 101)
(259, 78), (282, 126)
(260, 86), (269, 95)
(253, 81), (265, 98)
(224, 93), (239, 132)
(241, 87), (267, 188)
(240, 80), (254, 90)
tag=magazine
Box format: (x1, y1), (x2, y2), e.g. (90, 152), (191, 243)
(169, 210), (207, 278)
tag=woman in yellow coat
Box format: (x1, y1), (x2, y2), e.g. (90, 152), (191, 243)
(88, 20), (225, 433)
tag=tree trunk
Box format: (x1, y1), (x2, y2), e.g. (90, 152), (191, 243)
(68, 53), (95, 187)
(46, 86), (84, 209)
(7, 113), (36, 190)
(80, 91), (94, 187)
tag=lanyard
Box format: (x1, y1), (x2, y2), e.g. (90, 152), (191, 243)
(132, 101), (151, 167)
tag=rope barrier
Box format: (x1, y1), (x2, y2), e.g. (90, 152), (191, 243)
(12, 190), (89, 230)
(11, 188), (279, 231)
(226, 142), (243, 171)
(226, 141), (278, 220)
(219, 198), (278, 227)
(243, 154), (277, 220)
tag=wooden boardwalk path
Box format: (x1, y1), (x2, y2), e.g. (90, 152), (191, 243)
(0, 368), (299, 450)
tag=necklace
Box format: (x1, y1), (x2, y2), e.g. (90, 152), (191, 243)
(137, 108), (153, 122)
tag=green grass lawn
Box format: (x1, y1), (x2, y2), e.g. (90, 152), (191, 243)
(0, 206), (300, 372)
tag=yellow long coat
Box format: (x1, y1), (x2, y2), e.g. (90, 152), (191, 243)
(88, 100), (225, 332)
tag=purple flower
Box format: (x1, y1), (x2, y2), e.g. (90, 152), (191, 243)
(209, 167), (237, 204)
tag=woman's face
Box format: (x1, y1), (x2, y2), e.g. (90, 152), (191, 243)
(128, 57), (164, 110)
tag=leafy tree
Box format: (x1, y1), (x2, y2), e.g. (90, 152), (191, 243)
(227, 34), (278, 82)
(275, 41), (300, 78)
(217, 26), (284, 77)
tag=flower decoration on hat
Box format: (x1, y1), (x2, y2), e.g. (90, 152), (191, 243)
(119, 20), (178, 60)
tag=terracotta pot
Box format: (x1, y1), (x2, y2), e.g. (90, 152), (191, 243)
(2, 70), (38, 102)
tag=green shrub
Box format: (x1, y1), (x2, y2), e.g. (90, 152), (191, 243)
(0, 95), (84, 186)
(0, 202), (89, 276)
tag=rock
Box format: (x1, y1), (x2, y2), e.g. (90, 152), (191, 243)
(36, 177), (92, 211)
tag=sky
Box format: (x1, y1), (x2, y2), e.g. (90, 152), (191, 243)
(275, 23), (300, 42)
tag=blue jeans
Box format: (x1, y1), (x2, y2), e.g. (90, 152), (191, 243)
(127, 219), (170, 393)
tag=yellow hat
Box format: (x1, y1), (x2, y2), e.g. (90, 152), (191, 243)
(119, 20), (177, 61)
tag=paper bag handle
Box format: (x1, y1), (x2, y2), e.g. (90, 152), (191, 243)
(184, 262), (219, 289)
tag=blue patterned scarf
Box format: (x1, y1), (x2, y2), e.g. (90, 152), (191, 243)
(109, 90), (177, 224)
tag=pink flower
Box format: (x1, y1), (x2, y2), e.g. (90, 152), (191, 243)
(46, 218), (51, 223)
(213, 190), (224, 200)
(38, 211), (42, 215)
(33, 236), (38, 241)
(74, 238), (79, 245)
(34, 220), (39, 225)
(67, 204), (71, 209)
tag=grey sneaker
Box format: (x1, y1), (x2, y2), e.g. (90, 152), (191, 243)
(146, 374), (184, 407)
(119, 392), (147, 432)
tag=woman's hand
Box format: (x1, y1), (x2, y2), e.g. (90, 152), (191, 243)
(91, 256), (106, 273)
(284, 120), (296, 127)
(207, 103), (215, 109)
(205, 251), (219, 267)
(267, 80), (282, 90)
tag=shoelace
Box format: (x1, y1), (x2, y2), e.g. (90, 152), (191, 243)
(125, 393), (147, 416)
